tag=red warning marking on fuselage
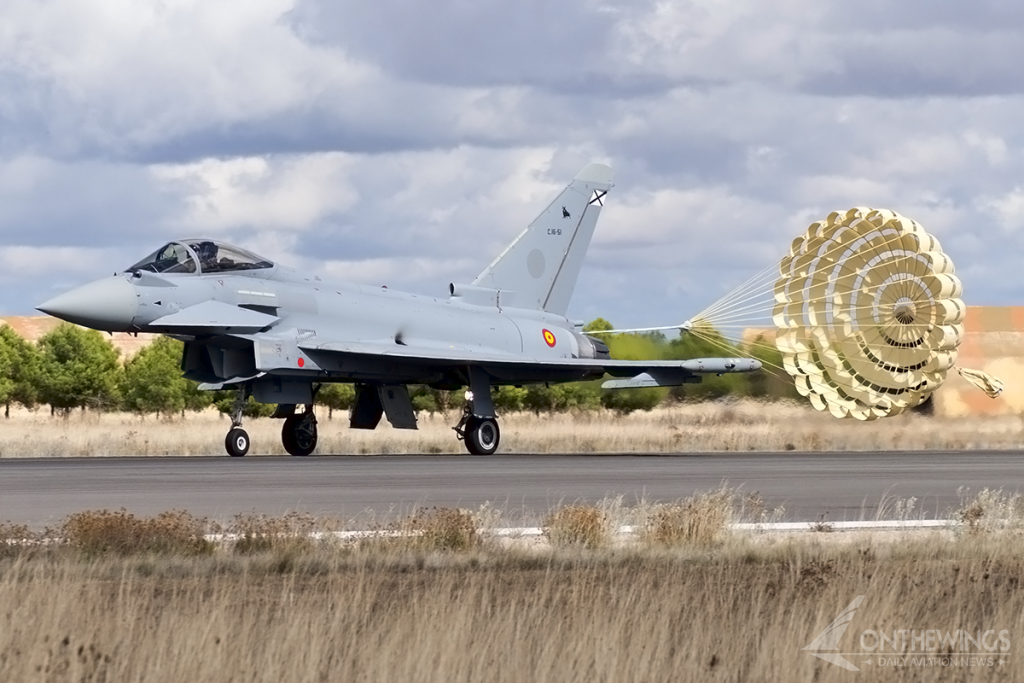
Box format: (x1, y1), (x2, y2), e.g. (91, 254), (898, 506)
(542, 329), (556, 347)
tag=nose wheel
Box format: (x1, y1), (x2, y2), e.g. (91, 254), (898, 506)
(225, 386), (252, 457)
(282, 407), (318, 456)
(225, 428), (250, 457)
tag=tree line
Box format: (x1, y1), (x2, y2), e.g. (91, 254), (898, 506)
(0, 320), (797, 419)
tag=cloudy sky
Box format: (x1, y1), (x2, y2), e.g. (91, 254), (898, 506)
(1, 0), (1021, 328)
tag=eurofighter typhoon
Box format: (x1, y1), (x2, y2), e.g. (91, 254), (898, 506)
(38, 164), (760, 456)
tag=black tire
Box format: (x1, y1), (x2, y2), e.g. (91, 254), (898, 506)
(464, 417), (500, 456)
(225, 428), (250, 457)
(282, 413), (318, 456)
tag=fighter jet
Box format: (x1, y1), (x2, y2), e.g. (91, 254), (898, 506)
(37, 164), (760, 456)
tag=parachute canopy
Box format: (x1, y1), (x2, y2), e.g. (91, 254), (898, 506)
(590, 205), (1000, 419)
(773, 207), (963, 420)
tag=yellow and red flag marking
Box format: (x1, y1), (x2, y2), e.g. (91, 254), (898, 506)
(542, 329), (556, 347)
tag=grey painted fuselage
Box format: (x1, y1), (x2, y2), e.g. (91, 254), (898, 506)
(37, 164), (760, 454)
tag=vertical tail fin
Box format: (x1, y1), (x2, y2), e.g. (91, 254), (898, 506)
(473, 163), (613, 315)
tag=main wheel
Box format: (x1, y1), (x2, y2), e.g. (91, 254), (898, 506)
(282, 413), (318, 456)
(225, 428), (250, 457)
(464, 416), (500, 456)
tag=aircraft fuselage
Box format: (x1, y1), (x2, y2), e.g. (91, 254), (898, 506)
(43, 262), (608, 393)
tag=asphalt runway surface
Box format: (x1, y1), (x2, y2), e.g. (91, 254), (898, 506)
(1, 451), (1022, 527)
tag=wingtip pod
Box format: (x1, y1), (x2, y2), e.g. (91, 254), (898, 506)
(573, 163), (614, 185)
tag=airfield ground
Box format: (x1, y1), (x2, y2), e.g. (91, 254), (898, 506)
(3, 403), (1023, 681)
(2, 401), (1024, 456)
(1, 491), (1022, 683)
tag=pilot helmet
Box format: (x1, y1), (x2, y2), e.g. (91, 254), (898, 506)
(196, 241), (218, 262)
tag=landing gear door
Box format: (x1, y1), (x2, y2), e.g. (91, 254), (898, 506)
(378, 385), (418, 430)
(252, 377), (313, 405)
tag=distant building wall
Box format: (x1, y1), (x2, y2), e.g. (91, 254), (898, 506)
(934, 306), (1024, 417)
(742, 307), (1021, 417)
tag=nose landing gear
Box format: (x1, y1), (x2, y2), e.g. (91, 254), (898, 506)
(225, 427), (250, 457)
(225, 386), (251, 457)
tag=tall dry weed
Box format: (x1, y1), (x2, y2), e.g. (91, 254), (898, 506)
(642, 488), (733, 546)
(543, 505), (608, 549)
(229, 511), (321, 555)
(61, 508), (214, 556)
(360, 507), (480, 553)
(955, 487), (1024, 535)
(737, 490), (786, 525)
(411, 507), (478, 551)
(0, 522), (41, 558)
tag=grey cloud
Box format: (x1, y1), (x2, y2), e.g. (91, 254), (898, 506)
(6, 0), (1024, 173)
(0, 0), (1021, 326)
(0, 159), (174, 249)
(817, 0), (1024, 32)
(0, 73), (459, 163)
(798, 30), (1024, 98)
(287, 0), (635, 90)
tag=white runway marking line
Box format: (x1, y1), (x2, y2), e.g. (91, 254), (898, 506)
(0, 519), (959, 546)
(201, 519), (954, 542)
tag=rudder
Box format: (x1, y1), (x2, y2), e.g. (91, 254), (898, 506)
(473, 163), (613, 315)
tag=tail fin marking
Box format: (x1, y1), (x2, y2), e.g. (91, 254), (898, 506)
(472, 163), (613, 315)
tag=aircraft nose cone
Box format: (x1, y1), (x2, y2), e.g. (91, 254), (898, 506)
(37, 277), (138, 331)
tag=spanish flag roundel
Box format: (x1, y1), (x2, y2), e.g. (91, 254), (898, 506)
(542, 329), (556, 347)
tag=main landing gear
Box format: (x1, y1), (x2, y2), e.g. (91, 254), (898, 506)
(455, 409), (500, 455)
(453, 369), (500, 455)
(282, 406), (318, 457)
(222, 387), (319, 457)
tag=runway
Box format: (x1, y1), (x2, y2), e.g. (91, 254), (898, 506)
(0, 451), (1021, 527)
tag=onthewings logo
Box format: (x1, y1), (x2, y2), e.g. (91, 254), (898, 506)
(804, 596), (1011, 671)
(803, 596), (866, 671)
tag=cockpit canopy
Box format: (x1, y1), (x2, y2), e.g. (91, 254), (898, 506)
(128, 239), (274, 275)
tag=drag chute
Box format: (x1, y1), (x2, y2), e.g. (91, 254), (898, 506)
(771, 207), (964, 419)
(596, 207), (1000, 419)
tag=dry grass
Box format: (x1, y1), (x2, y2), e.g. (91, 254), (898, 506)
(353, 507), (482, 554)
(2, 400), (1024, 456)
(2, 531), (1024, 681)
(61, 508), (214, 557)
(230, 511), (322, 555)
(543, 505), (609, 549)
(408, 507), (479, 551)
(0, 522), (35, 559)
(642, 487), (733, 547)
(1, 492), (1024, 681)
(955, 487), (1024, 535)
